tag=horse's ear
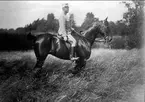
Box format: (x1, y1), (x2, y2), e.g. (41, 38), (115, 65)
(105, 17), (108, 21)
(104, 17), (108, 25)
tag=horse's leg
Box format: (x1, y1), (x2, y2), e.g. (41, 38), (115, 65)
(33, 45), (50, 78)
(34, 58), (45, 72)
(33, 56), (47, 78)
(70, 58), (86, 74)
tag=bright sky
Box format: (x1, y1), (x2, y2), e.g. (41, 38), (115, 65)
(0, 1), (128, 29)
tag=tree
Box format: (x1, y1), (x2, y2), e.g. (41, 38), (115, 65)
(24, 13), (59, 33)
(115, 20), (128, 36)
(46, 13), (55, 31)
(36, 18), (47, 32)
(69, 13), (77, 29)
(122, 0), (144, 48)
(16, 27), (25, 34)
(108, 21), (117, 36)
(81, 12), (96, 30)
(8, 28), (15, 33)
(46, 13), (59, 32)
(47, 13), (55, 22)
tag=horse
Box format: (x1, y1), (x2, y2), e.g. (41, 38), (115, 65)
(27, 17), (112, 77)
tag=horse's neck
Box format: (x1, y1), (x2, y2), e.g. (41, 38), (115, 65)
(84, 29), (96, 46)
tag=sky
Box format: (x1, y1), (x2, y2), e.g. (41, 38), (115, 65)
(0, 1), (128, 29)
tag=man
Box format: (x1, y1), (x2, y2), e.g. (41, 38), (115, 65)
(58, 3), (78, 61)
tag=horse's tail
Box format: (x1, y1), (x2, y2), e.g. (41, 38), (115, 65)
(27, 32), (36, 41)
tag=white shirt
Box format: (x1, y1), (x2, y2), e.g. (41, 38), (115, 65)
(58, 11), (70, 36)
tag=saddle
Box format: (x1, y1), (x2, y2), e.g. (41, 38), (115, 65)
(57, 34), (65, 40)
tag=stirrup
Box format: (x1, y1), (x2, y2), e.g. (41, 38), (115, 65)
(70, 57), (79, 61)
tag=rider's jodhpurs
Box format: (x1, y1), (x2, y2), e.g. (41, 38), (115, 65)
(67, 34), (76, 47)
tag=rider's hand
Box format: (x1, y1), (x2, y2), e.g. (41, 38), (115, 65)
(71, 27), (74, 31)
(64, 36), (67, 41)
(68, 31), (71, 35)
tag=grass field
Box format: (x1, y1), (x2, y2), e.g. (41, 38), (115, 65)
(0, 48), (144, 102)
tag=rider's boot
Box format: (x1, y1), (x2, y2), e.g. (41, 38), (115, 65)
(70, 46), (79, 61)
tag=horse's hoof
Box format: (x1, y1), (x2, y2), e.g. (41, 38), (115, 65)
(68, 69), (80, 75)
(33, 68), (42, 79)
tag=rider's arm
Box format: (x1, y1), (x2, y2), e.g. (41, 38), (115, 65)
(66, 14), (71, 33)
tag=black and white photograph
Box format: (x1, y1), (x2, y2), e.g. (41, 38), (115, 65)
(0, 1), (144, 102)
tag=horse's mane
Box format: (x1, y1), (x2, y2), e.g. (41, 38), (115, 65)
(83, 21), (105, 35)
(71, 30), (84, 38)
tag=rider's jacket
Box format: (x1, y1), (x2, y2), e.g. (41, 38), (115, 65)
(58, 11), (70, 37)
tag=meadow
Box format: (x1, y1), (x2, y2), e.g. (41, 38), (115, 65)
(0, 48), (144, 102)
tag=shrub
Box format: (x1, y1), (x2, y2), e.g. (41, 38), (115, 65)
(109, 36), (126, 49)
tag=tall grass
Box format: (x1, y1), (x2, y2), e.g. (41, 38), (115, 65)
(0, 48), (144, 102)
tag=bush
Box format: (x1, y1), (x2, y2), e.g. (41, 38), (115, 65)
(92, 36), (128, 49)
(109, 36), (127, 49)
(92, 42), (110, 49)
(126, 33), (143, 49)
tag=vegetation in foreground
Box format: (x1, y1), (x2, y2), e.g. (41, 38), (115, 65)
(0, 48), (144, 102)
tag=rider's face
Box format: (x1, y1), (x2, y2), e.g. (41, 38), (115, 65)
(63, 6), (69, 14)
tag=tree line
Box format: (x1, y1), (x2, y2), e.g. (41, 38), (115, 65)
(0, 0), (144, 51)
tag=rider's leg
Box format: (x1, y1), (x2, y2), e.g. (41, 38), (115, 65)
(70, 46), (78, 60)
(68, 34), (79, 61)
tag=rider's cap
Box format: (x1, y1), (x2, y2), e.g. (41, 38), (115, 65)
(62, 3), (69, 8)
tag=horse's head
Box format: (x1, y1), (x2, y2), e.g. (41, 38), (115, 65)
(92, 17), (112, 43)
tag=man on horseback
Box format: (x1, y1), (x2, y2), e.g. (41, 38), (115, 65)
(58, 3), (79, 61)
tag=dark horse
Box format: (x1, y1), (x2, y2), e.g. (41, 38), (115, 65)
(27, 17), (112, 76)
